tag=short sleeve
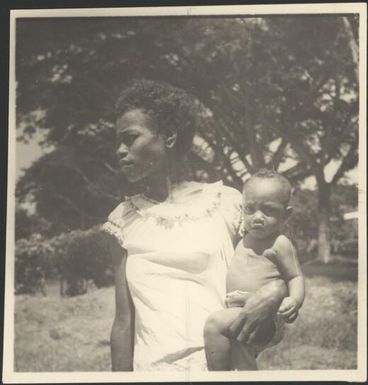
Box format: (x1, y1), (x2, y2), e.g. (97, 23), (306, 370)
(101, 201), (131, 248)
(218, 184), (243, 242)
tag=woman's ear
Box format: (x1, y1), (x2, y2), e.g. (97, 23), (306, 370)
(165, 129), (177, 149)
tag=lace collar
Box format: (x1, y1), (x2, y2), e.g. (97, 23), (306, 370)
(125, 180), (223, 225)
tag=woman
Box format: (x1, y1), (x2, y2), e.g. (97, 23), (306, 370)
(102, 79), (287, 371)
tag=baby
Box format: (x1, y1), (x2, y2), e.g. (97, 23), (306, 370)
(204, 169), (305, 370)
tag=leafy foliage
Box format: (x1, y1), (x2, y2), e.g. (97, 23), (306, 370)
(15, 15), (359, 260)
(15, 234), (55, 294)
(15, 226), (113, 294)
(289, 185), (358, 261)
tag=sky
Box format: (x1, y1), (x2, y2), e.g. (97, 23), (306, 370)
(16, 141), (45, 181)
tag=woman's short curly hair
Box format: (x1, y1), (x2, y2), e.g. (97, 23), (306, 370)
(115, 79), (200, 157)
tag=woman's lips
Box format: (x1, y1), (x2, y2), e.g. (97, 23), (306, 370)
(119, 160), (134, 169)
(120, 163), (135, 174)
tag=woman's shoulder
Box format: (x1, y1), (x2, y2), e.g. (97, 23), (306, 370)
(210, 181), (242, 214)
(101, 199), (138, 247)
(220, 183), (242, 204)
(188, 181), (242, 217)
(107, 199), (135, 224)
(203, 181), (242, 201)
(206, 181), (242, 239)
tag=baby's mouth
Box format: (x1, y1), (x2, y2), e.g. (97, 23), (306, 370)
(251, 223), (264, 230)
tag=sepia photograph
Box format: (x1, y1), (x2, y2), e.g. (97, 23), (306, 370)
(3, 3), (367, 383)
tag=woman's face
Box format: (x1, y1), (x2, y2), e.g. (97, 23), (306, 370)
(115, 109), (167, 183)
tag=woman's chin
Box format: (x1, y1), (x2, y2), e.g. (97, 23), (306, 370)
(124, 174), (143, 183)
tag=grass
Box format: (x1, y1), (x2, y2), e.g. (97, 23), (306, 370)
(258, 276), (357, 370)
(302, 259), (358, 282)
(14, 275), (357, 371)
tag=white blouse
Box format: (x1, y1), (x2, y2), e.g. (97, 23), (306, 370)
(103, 181), (242, 371)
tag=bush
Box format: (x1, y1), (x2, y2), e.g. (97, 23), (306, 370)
(51, 226), (114, 288)
(15, 234), (56, 294)
(332, 237), (358, 259)
(287, 186), (358, 261)
(15, 226), (114, 295)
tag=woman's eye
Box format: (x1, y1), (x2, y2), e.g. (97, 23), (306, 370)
(126, 135), (138, 146)
(120, 134), (137, 147)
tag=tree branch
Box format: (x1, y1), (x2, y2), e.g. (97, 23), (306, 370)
(331, 142), (358, 186)
(277, 124), (320, 174)
(199, 128), (243, 187)
(342, 17), (359, 82)
(46, 187), (96, 219)
(268, 138), (288, 170)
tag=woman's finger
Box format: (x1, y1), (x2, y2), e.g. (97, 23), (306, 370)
(247, 325), (261, 345)
(236, 320), (255, 342)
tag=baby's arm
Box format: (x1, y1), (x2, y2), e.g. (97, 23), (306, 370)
(268, 235), (305, 322)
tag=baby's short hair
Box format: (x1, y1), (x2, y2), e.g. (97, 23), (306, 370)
(244, 168), (293, 204)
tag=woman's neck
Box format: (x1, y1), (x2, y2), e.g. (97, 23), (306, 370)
(142, 155), (188, 202)
(143, 172), (180, 203)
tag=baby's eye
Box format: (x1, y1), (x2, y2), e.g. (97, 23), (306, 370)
(244, 204), (255, 214)
(263, 206), (281, 216)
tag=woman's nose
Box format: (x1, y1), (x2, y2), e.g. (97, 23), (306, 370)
(116, 143), (128, 158)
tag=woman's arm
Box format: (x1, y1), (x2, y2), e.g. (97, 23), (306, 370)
(228, 279), (287, 343)
(108, 234), (134, 371)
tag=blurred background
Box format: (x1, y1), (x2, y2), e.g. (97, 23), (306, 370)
(13, 15), (359, 371)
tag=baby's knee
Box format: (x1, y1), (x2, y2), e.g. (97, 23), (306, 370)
(204, 312), (225, 341)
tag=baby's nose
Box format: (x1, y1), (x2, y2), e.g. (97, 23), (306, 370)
(253, 211), (264, 221)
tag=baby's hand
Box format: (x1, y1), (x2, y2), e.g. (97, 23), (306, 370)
(278, 296), (299, 323)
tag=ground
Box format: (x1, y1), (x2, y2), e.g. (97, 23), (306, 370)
(14, 264), (357, 371)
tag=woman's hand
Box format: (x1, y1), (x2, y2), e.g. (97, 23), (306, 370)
(225, 290), (252, 308)
(228, 280), (287, 343)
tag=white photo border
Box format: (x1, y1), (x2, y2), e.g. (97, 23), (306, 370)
(4, 3), (367, 383)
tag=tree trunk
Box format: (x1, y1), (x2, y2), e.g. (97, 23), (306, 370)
(341, 17), (359, 82)
(318, 206), (331, 264)
(317, 182), (331, 264)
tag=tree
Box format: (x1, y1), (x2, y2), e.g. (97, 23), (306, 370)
(264, 17), (359, 263)
(15, 16), (358, 260)
(15, 206), (51, 240)
(16, 17), (299, 230)
(289, 184), (358, 262)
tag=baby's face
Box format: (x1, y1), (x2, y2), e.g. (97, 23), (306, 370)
(243, 178), (290, 240)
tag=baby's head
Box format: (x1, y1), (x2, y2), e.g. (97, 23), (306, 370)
(242, 169), (292, 240)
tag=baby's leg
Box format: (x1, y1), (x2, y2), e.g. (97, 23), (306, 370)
(204, 308), (241, 371)
(231, 340), (258, 370)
